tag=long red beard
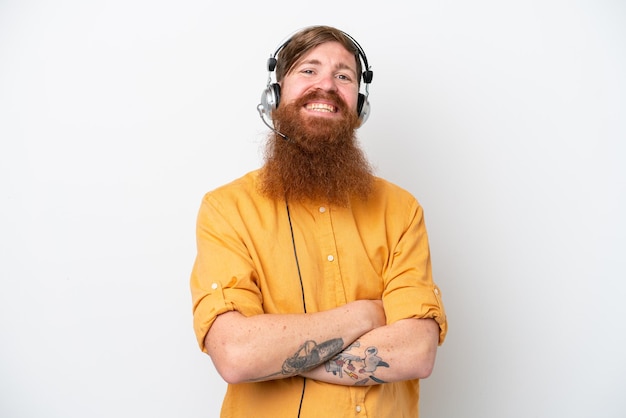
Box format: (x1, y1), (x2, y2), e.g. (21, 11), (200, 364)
(259, 90), (374, 206)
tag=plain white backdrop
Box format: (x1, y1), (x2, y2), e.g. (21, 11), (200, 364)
(1, 1), (624, 417)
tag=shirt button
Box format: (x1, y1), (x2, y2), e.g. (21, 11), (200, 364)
(327, 255), (334, 262)
(319, 206), (326, 213)
(211, 282), (218, 290)
(356, 405), (362, 413)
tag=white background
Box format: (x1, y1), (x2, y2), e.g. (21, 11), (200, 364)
(1, 1), (624, 417)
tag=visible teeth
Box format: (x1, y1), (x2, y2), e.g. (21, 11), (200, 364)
(306, 103), (335, 112)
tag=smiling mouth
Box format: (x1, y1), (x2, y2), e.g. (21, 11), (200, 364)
(305, 103), (337, 113)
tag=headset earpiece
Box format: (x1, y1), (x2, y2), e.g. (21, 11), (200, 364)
(260, 83), (281, 119)
(357, 93), (370, 125)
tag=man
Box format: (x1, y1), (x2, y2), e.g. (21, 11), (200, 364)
(190, 25), (447, 417)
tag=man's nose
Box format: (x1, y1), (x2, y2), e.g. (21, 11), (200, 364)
(314, 73), (338, 92)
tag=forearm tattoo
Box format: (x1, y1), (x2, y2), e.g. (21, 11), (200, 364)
(282, 338), (344, 374)
(248, 338), (344, 382)
(324, 342), (389, 385)
(246, 339), (389, 385)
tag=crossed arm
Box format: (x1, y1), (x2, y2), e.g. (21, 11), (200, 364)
(204, 300), (439, 386)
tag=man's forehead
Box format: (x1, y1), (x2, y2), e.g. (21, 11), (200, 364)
(292, 42), (358, 72)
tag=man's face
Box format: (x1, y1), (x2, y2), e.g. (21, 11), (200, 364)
(278, 41), (360, 120)
(260, 40), (373, 206)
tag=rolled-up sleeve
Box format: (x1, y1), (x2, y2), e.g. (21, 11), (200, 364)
(382, 199), (448, 344)
(190, 193), (264, 352)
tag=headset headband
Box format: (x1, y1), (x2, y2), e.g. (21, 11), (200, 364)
(267, 29), (373, 85)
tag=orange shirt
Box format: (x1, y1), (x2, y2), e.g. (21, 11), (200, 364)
(191, 170), (447, 418)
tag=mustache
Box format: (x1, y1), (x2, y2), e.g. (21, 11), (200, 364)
(294, 89), (350, 113)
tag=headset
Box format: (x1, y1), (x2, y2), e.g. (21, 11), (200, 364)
(258, 28), (374, 127)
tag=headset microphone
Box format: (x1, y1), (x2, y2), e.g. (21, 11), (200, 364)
(257, 104), (290, 141)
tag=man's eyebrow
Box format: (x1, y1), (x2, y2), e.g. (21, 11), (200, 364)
(335, 62), (357, 75)
(296, 59), (357, 76)
(298, 58), (322, 66)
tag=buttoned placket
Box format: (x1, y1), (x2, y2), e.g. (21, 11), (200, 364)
(317, 205), (335, 264)
(351, 386), (367, 417)
(315, 204), (347, 304)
